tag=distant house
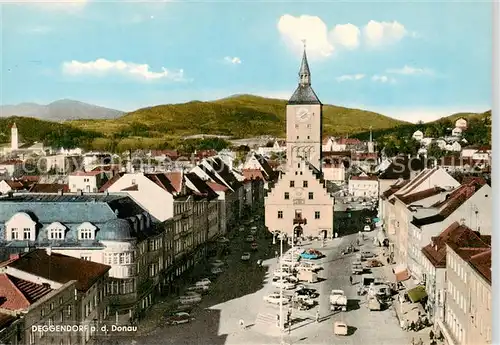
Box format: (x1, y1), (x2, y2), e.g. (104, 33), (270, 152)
(68, 170), (108, 193)
(454, 117), (468, 130)
(0, 160), (23, 178)
(451, 127), (463, 137)
(412, 130), (424, 141)
(348, 173), (379, 197)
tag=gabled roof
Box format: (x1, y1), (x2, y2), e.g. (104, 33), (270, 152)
(206, 157), (243, 191)
(381, 180), (410, 199)
(252, 153), (276, 179)
(241, 169), (266, 181)
(0, 273), (53, 311)
(468, 249), (491, 284)
(7, 250), (110, 292)
(206, 182), (229, 192)
(421, 222), (488, 268)
(28, 183), (69, 193)
(184, 172), (218, 200)
(2, 180), (24, 190)
(378, 156), (425, 180)
(397, 187), (445, 205)
(165, 172), (182, 193)
(98, 172), (125, 192)
(144, 173), (177, 194)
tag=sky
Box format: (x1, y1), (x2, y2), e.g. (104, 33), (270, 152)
(0, 0), (492, 123)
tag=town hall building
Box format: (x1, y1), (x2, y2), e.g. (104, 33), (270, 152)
(264, 47), (334, 239)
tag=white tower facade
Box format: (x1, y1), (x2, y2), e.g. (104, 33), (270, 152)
(11, 123), (18, 151)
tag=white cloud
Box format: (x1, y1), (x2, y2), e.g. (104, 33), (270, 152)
(62, 58), (187, 82)
(336, 74), (365, 82)
(3, 0), (88, 11)
(25, 26), (52, 34)
(277, 14), (334, 59)
(371, 75), (396, 83)
(329, 23), (361, 50)
(363, 20), (408, 46)
(224, 56), (242, 65)
(386, 65), (434, 76)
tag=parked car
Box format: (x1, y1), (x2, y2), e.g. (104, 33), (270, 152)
(210, 259), (224, 268)
(211, 267), (223, 274)
(245, 235), (255, 242)
(295, 288), (319, 299)
(241, 252), (251, 261)
(334, 321), (348, 335)
(164, 312), (194, 325)
(178, 295), (202, 305)
(195, 278), (211, 287)
(217, 237), (230, 243)
(263, 293), (290, 305)
(272, 280), (296, 290)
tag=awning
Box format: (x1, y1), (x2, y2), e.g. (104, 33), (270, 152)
(407, 285), (427, 303)
(396, 269), (411, 282)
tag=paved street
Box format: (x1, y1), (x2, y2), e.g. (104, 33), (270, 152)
(112, 218), (410, 345)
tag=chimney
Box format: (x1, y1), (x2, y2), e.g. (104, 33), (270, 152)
(46, 247), (52, 256)
(58, 189), (64, 196)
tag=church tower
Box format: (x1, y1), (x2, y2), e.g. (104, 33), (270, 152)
(11, 123), (18, 151)
(286, 45), (322, 171)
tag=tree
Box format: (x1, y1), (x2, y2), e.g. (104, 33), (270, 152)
(427, 142), (445, 159)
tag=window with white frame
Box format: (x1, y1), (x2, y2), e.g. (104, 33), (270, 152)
(23, 228), (31, 240)
(78, 222), (96, 240)
(10, 227), (19, 240)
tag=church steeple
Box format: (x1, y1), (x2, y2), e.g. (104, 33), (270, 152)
(299, 41), (311, 86)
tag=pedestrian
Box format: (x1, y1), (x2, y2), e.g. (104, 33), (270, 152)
(315, 309), (320, 323)
(276, 314), (280, 327)
(429, 329), (435, 340)
(349, 275), (353, 285)
(239, 319), (245, 330)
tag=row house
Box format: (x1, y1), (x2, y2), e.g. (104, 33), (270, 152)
(444, 238), (491, 345)
(242, 153), (277, 190)
(0, 193), (161, 325)
(239, 169), (266, 213)
(420, 222), (491, 344)
(382, 167), (459, 267)
(0, 274), (78, 345)
(1, 250), (110, 345)
(191, 157), (244, 233)
(100, 171), (220, 313)
(408, 180), (491, 282)
(348, 173), (379, 198)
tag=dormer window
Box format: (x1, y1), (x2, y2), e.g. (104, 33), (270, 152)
(77, 222), (97, 241)
(47, 222), (66, 240)
(5, 212), (36, 241)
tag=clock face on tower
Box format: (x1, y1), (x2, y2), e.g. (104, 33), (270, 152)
(295, 107), (311, 122)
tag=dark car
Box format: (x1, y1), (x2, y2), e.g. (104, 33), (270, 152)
(164, 312), (194, 325)
(296, 288), (319, 298)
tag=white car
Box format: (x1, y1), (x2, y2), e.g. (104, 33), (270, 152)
(210, 260), (224, 267)
(245, 235), (255, 242)
(263, 293), (290, 305)
(272, 280), (296, 290)
(211, 267), (223, 274)
(241, 252), (251, 261)
(195, 278), (211, 286)
(178, 295), (202, 305)
(273, 269), (292, 278)
(298, 262), (322, 271)
(363, 225), (371, 232)
(334, 321), (348, 336)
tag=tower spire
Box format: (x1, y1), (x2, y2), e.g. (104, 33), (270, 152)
(299, 40), (311, 86)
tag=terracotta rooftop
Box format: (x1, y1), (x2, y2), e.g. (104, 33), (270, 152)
(7, 249), (110, 292)
(397, 186), (445, 205)
(28, 183), (69, 193)
(381, 180), (410, 199)
(468, 249), (491, 284)
(98, 172), (125, 192)
(0, 273), (53, 311)
(2, 180), (24, 190)
(421, 222), (489, 269)
(242, 169), (265, 181)
(350, 175), (378, 181)
(165, 172), (182, 193)
(206, 181), (229, 192)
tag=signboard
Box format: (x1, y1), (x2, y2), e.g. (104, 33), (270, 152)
(293, 199), (305, 205)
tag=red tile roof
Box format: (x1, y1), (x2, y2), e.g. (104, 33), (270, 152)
(3, 181), (24, 190)
(28, 183), (69, 193)
(70, 170), (103, 177)
(7, 250), (110, 292)
(397, 186), (444, 205)
(165, 172), (182, 193)
(242, 169), (265, 181)
(350, 175), (378, 181)
(0, 160), (23, 165)
(206, 182), (228, 192)
(145, 173), (178, 194)
(19, 175), (40, 183)
(0, 274), (31, 310)
(98, 172), (125, 192)
(421, 222), (489, 268)
(381, 181), (410, 199)
(468, 249), (491, 283)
